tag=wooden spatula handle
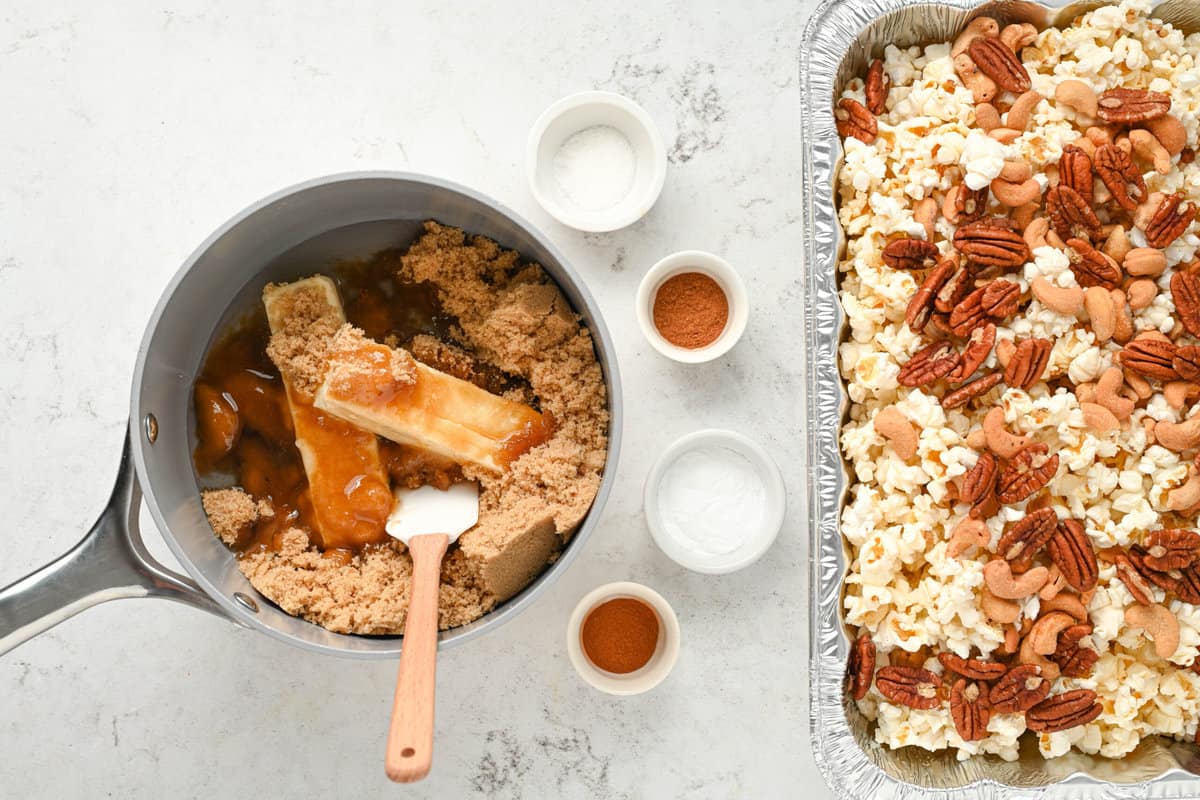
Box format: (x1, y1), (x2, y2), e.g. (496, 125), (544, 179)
(385, 533), (449, 783)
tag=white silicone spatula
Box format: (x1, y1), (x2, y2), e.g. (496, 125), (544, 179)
(383, 482), (479, 783)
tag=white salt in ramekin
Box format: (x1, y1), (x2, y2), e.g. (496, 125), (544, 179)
(644, 429), (785, 574)
(566, 582), (680, 695)
(527, 91), (667, 232)
(635, 250), (749, 363)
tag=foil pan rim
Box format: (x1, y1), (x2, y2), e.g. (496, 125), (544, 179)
(800, 0), (1200, 796)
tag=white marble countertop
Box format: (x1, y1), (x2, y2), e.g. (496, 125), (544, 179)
(0, 1), (824, 796)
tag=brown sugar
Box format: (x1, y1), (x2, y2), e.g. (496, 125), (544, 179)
(652, 272), (729, 349)
(199, 221), (609, 634)
(201, 488), (272, 546)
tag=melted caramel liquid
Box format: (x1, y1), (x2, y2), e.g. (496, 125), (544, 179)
(193, 251), (463, 556)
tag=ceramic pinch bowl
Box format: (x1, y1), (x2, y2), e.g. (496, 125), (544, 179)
(635, 250), (749, 364)
(527, 91), (667, 232)
(566, 582), (680, 696)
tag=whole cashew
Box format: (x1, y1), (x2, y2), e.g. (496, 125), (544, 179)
(1154, 415), (1200, 453)
(1039, 565), (1068, 601)
(984, 406), (1032, 458)
(992, 177), (1040, 208)
(1130, 129), (1172, 175)
(1075, 382), (1097, 404)
(1096, 367), (1135, 421)
(1001, 624), (1020, 654)
(1031, 277), (1083, 316)
(1028, 611), (1077, 655)
(1084, 286), (1116, 343)
(1018, 637), (1062, 680)
(981, 586), (1021, 624)
(1040, 592), (1089, 622)
(952, 17), (1001, 56)
(1142, 114), (1188, 156)
(953, 53), (998, 104)
(1111, 289), (1134, 345)
(1124, 368), (1153, 400)
(1055, 80), (1098, 117)
(1168, 473), (1200, 511)
(965, 428), (988, 449)
(874, 406), (919, 460)
(1080, 402), (1120, 434)
(1103, 226), (1132, 263)
(914, 197), (938, 242)
(1024, 217), (1052, 251)
(1073, 137), (1097, 158)
(1125, 604), (1180, 660)
(1163, 381), (1200, 411)
(1000, 22), (1038, 52)
(1005, 90), (1042, 131)
(1012, 203), (1039, 231)
(975, 102), (1001, 131)
(984, 559), (1050, 600)
(948, 517), (991, 558)
(1086, 126), (1115, 147)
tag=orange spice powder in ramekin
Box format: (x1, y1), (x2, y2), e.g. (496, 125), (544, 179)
(580, 597), (660, 674)
(651, 272), (729, 349)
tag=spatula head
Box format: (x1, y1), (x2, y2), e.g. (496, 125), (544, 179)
(386, 482), (480, 545)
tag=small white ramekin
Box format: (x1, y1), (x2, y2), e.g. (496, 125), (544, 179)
(527, 91), (667, 232)
(635, 250), (749, 363)
(566, 582), (680, 695)
(644, 429), (785, 574)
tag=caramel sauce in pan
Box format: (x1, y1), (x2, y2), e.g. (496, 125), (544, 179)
(194, 255), (458, 555)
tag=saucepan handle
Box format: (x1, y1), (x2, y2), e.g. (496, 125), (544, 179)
(0, 430), (230, 656)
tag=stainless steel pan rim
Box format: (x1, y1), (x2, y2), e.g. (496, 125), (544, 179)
(802, 1), (1200, 796)
(1, 170), (622, 662)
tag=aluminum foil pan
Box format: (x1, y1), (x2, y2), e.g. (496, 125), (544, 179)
(801, 1), (1200, 796)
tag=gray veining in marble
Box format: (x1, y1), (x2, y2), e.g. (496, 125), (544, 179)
(0, 0), (823, 796)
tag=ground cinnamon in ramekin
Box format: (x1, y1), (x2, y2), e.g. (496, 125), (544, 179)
(652, 272), (729, 349)
(580, 597), (660, 674)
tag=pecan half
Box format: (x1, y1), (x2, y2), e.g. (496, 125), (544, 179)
(1143, 530), (1200, 571)
(847, 633), (876, 701)
(876, 666), (942, 709)
(950, 679), (992, 741)
(961, 451), (999, 505)
(1097, 87), (1171, 124)
(883, 237), (941, 270)
(1004, 337), (1052, 390)
(898, 340), (961, 388)
(1058, 144), (1094, 205)
(1145, 192), (1198, 249)
(967, 37), (1032, 93)
(906, 258), (958, 333)
(1095, 144), (1147, 212)
(1047, 185), (1102, 242)
(1128, 545), (1182, 596)
(943, 373), (1004, 410)
(997, 507), (1057, 568)
(1050, 625), (1099, 679)
(1067, 238), (1121, 289)
(1026, 689), (1102, 733)
(1176, 566), (1200, 604)
(1120, 339), (1179, 382)
(1104, 549), (1156, 605)
(954, 218), (1030, 269)
(947, 184), (989, 225)
(982, 280), (1021, 318)
(997, 442), (1059, 504)
(948, 323), (996, 382)
(1172, 273), (1200, 339)
(989, 664), (1050, 714)
(938, 652), (1008, 681)
(836, 98), (877, 143)
(935, 264), (974, 314)
(865, 58), (889, 114)
(1047, 519), (1098, 592)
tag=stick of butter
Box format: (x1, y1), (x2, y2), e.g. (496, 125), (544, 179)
(262, 276), (392, 550)
(314, 326), (553, 473)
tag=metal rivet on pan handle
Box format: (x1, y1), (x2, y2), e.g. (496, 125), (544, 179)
(144, 413), (158, 444)
(233, 592), (259, 613)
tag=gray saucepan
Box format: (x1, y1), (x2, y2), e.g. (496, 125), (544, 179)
(0, 171), (623, 659)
